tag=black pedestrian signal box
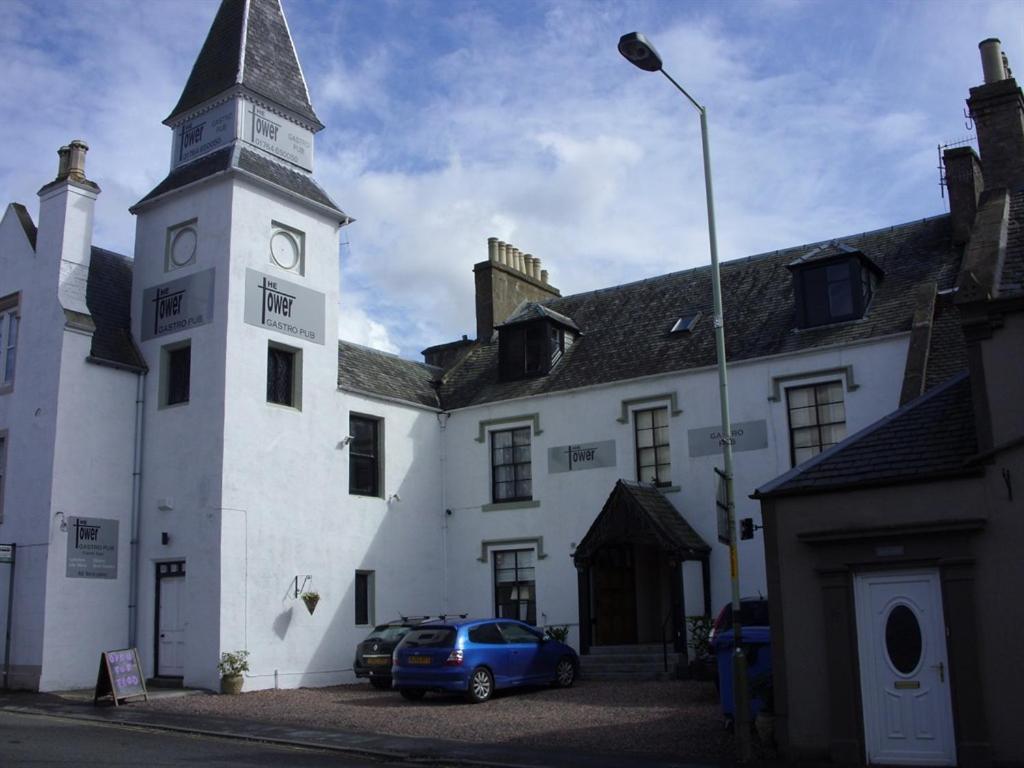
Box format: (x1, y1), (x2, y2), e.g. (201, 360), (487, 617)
(739, 518), (755, 540)
(94, 648), (148, 706)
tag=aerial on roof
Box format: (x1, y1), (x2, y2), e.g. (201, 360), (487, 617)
(167, 0), (321, 128)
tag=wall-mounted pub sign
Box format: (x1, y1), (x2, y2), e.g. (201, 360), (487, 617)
(244, 269), (325, 344)
(244, 104), (313, 171)
(548, 440), (616, 473)
(141, 269), (216, 341)
(172, 100), (236, 169)
(687, 419), (768, 457)
(66, 517), (118, 579)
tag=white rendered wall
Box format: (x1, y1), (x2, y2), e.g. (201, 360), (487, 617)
(441, 335), (910, 650)
(39, 331), (138, 690)
(0, 206), (64, 689)
(131, 177), (233, 689)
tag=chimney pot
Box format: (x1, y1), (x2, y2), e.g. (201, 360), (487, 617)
(488, 237), (499, 263)
(497, 241), (508, 265)
(980, 38), (1006, 84)
(541, 269), (549, 284)
(57, 146), (71, 180)
(515, 248), (524, 273)
(66, 139), (89, 182)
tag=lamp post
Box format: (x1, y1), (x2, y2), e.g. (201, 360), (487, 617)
(618, 32), (751, 761)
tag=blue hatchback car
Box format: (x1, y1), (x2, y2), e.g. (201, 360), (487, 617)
(391, 618), (578, 703)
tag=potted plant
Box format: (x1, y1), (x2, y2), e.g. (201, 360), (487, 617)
(301, 590), (321, 615)
(750, 671), (775, 749)
(686, 615), (716, 680)
(543, 625), (570, 642)
(218, 650), (249, 695)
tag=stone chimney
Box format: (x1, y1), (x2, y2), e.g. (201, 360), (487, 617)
(943, 147), (984, 245)
(36, 139), (101, 316)
(474, 237), (560, 340)
(968, 38), (1024, 191)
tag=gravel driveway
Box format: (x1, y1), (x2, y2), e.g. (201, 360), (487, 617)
(146, 679), (732, 761)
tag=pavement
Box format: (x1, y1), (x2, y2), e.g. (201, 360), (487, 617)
(0, 687), (727, 768)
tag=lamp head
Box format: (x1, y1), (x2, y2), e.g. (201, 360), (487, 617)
(618, 32), (662, 72)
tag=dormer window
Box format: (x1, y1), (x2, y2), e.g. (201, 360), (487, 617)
(497, 303), (578, 381)
(788, 243), (882, 329)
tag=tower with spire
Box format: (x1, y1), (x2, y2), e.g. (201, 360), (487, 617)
(128, 0), (356, 689)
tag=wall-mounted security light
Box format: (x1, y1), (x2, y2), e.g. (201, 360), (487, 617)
(54, 511), (68, 532)
(157, 497), (174, 511)
(388, 493), (401, 503)
(338, 435), (356, 449)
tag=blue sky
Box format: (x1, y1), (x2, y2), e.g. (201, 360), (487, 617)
(1, 0), (1021, 359)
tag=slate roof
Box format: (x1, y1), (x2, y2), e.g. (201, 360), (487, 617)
(439, 215), (961, 410)
(167, 0), (321, 128)
(755, 371), (977, 498)
(1001, 188), (1024, 298)
(86, 248), (146, 372)
(787, 240), (883, 275)
(574, 480), (710, 563)
(132, 146), (347, 219)
(338, 341), (441, 409)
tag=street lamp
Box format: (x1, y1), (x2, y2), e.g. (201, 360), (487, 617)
(618, 31), (751, 761)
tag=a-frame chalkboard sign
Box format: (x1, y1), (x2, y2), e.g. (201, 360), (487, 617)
(94, 648), (148, 706)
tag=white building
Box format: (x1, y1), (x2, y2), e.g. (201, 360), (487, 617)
(0, 0), (965, 692)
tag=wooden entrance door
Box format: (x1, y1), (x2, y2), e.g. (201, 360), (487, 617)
(854, 569), (956, 765)
(593, 545), (637, 645)
(155, 561), (186, 678)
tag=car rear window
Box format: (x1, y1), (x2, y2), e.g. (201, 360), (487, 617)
(468, 623), (505, 644)
(364, 625), (413, 643)
(401, 627), (456, 648)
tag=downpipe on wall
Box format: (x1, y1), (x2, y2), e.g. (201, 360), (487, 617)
(128, 372), (146, 648)
(437, 411), (450, 613)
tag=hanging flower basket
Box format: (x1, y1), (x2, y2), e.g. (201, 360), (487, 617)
(301, 591), (320, 615)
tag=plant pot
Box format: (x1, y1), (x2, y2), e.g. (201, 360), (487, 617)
(302, 593), (320, 615)
(754, 711), (775, 747)
(220, 674), (244, 695)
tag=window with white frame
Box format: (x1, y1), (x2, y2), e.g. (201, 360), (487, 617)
(349, 415), (381, 497)
(266, 342), (301, 408)
(786, 381), (847, 466)
(0, 295), (19, 391)
(491, 427), (531, 502)
(355, 570), (374, 625)
(635, 406), (671, 486)
(494, 549), (536, 625)
(161, 341), (191, 406)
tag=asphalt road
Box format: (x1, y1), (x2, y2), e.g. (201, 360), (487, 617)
(0, 710), (410, 767)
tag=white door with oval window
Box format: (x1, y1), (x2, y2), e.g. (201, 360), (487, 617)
(854, 569), (956, 765)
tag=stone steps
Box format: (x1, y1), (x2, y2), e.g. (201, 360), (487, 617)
(579, 644), (686, 681)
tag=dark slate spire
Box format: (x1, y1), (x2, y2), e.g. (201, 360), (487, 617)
(166, 0), (322, 129)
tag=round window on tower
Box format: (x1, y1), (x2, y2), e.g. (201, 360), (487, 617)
(270, 230), (300, 271)
(169, 226), (197, 268)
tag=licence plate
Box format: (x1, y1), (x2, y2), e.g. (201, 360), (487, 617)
(408, 655), (432, 665)
(366, 657), (389, 666)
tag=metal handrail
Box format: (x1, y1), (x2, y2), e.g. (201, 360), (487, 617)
(661, 612), (673, 672)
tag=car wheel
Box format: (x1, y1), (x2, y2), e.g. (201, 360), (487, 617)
(465, 667), (493, 704)
(554, 657), (575, 688)
(400, 689), (425, 701)
(370, 677), (390, 690)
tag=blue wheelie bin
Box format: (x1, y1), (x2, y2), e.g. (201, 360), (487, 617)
(713, 626), (772, 722)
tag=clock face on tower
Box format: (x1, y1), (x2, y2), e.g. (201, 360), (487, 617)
(270, 230), (299, 271)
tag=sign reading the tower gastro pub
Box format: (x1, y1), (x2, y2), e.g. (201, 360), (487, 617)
(244, 104), (313, 171)
(244, 269), (325, 345)
(66, 517), (118, 579)
(548, 440), (617, 473)
(173, 100), (237, 168)
(141, 269), (216, 341)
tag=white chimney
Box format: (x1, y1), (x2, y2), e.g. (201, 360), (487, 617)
(36, 139), (99, 316)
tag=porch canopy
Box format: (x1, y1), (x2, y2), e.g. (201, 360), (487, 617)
(573, 480), (712, 652)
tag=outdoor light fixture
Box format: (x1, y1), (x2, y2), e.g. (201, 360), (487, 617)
(618, 31), (751, 762)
